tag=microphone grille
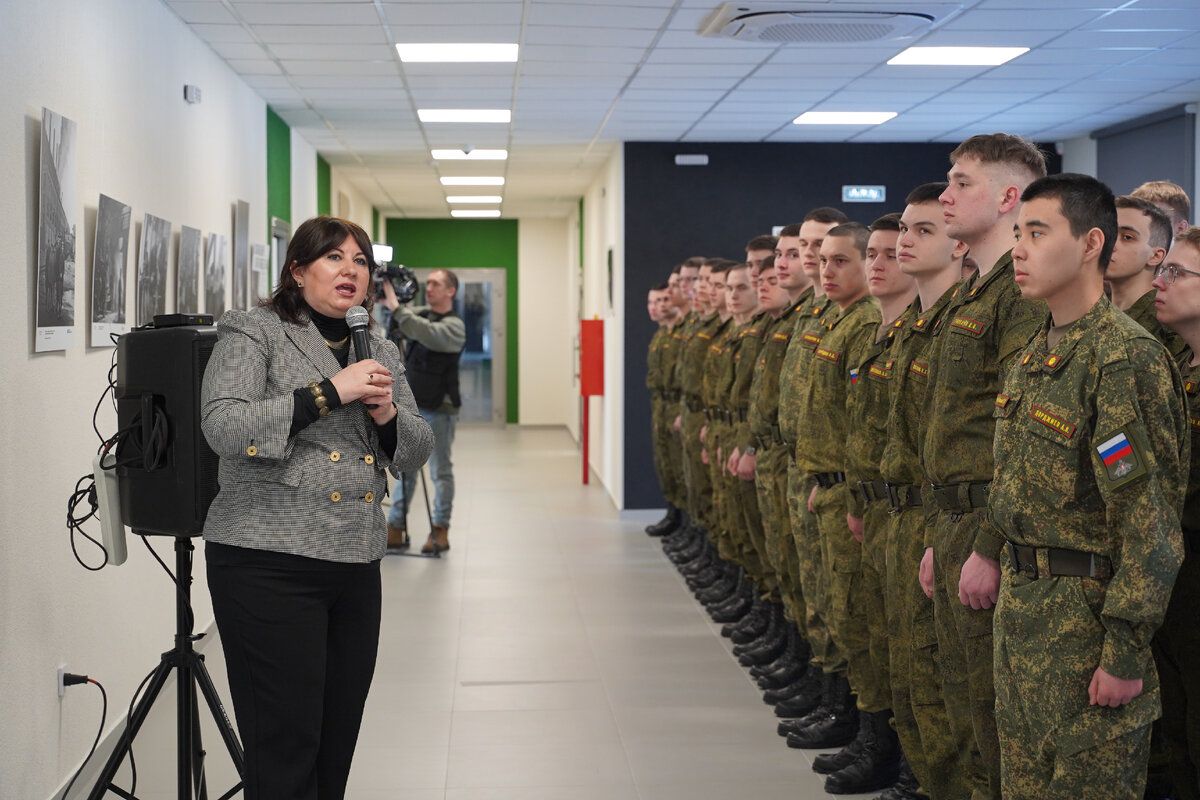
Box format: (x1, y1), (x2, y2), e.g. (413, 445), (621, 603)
(345, 305), (370, 329)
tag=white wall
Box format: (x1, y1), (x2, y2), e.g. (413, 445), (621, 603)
(517, 218), (572, 426)
(565, 202), (583, 441)
(0, 1), (266, 797)
(291, 130), (317, 228)
(331, 165), (375, 233)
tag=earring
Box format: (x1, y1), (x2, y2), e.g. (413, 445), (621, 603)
(297, 281), (303, 287)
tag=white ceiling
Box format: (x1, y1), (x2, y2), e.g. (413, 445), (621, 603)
(165, 0), (1200, 219)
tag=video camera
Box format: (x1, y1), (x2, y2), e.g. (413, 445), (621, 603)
(371, 242), (418, 304)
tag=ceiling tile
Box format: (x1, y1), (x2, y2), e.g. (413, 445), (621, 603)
(526, 3), (670, 29)
(233, 2), (381, 24)
(251, 24), (388, 44)
(169, 2), (240, 24)
(381, 2), (523, 27)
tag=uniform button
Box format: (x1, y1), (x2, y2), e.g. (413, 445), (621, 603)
(364, 455), (375, 465)
(245, 445), (258, 457)
(330, 451), (341, 462)
(364, 492), (375, 503)
(330, 492), (341, 502)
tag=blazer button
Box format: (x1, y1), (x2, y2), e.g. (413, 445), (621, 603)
(364, 455), (375, 465)
(330, 492), (341, 502)
(245, 445), (258, 457)
(364, 492), (375, 503)
(330, 451), (341, 462)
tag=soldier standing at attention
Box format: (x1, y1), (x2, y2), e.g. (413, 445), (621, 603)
(1107, 196), (1186, 357)
(991, 172), (1186, 798)
(922, 133), (1047, 800)
(1149, 226), (1200, 800)
(646, 281), (684, 537)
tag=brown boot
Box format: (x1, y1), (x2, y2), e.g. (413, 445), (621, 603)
(421, 524), (450, 554)
(387, 523), (409, 550)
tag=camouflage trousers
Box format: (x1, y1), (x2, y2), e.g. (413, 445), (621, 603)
(932, 509), (1001, 800)
(788, 462), (834, 671)
(812, 482), (870, 688)
(1152, 552), (1200, 800)
(756, 444), (804, 622)
(857, 497), (892, 713)
(995, 561), (1159, 800)
(651, 396), (685, 509)
(680, 407), (712, 532)
(705, 421), (735, 560)
(886, 507), (969, 800)
(736, 471), (777, 597)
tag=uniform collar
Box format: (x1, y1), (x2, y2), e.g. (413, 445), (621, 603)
(826, 294), (876, 332)
(959, 250), (1014, 304)
(1019, 295), (1110, 375)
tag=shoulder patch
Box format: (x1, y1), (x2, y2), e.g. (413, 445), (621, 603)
(1030, 404), (1076, 439)
(1096, 427), (1147, 488)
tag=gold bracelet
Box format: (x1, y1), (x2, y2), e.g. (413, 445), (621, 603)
(308, 381), (331, 417)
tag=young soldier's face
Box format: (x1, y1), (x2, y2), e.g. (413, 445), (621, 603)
(709, 270), (728, 313)
(647, 290), (659, 321)
(1012, 196), (1093, 305)
(774, 236), (804, 289)
(799, 220), (837, 284)
(678, 266), (700, 305)
(940, 156), (1007, 244)
(866, 229), (912, 302)
(819, 235), (868, 309)
(1153, 243), (1200, 329)
(667, 272), (682, 306)
(1108, 207), (1165, 282)
(746, 248), (773, 273)
(653, 289), (673, 320)
(899, 202), (963, 278)
(695, 265), (713, 311)
(757, 267), (788, 313)
(726, 267), (756, 315)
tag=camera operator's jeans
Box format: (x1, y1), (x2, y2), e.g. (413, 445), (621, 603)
(388, 408), (456, 529)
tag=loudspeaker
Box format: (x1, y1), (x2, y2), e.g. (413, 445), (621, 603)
(116, 324), (219, 536)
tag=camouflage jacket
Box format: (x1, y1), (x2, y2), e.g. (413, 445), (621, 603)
(989, 296), (1187, 679)
(748, 296), (806, 445)
(778, 292), (835, 447)
(730, 313), (770, 448)
(701, 317), (737, 410)
(920, 252), (1045, 559)
(792, 295), (881, 477)
(1124, 289), (1188, 360)
(845, 318), (902, 518)
(646, 326), (667, 392)
(679, 312), (722, 405)
(1179, 354), (1200, 531)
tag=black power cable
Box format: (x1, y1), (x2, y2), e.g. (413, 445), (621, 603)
(59, 676), (106, 800)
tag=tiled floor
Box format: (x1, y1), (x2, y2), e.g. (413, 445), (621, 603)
(202, 425), (877, 799)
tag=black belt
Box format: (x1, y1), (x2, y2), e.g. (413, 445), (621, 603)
(857, 479), (890, 505)
(930, 481), (990, 512)
(1005, 542), (1113, 580)
(813, 471), (846, 489)
(685, 396), (703, 413)
(660, 390), (681, 402)
(885, 482), (922, 514)
(1184, 527), (1200, 555)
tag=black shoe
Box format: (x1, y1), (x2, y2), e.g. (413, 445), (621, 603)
(710, 590), (753, 623)
(753, 626), (805, 680)
(728, 604), (772, 644)
(872, 750), (928, 800)
(722, 598), (765, 638)
(737, 630), (786, 667)
(698, 575), (739, 605)
(773, 673), (823, 715)
(757, 656), (808, 690)
(823, 709), (900, 793)
(786, 673), (858, 749)
(734, 604), (782, 656)
(646, 505), (682, 537)
(813, 717), (868, 775)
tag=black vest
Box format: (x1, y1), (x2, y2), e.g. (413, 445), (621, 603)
(404, 308), (464, 411)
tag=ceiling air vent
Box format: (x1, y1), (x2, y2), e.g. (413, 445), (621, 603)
(699, 2), (962, 44)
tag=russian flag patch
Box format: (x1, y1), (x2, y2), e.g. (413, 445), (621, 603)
(1096, 429), (1144, 486)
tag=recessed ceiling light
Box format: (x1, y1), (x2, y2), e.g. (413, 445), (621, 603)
(431, 149), (508, 161)
(451, 209), (502, 218)
(793, 111), (897, 125)
(447, 196), (503, 204)
(887, 46), (1029, 66)
(418, 109), (512, 124)
(396, 43), (518, 63)
(440, 177), (505, 186)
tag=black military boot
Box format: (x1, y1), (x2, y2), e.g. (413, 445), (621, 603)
(755, 627), (809, 687)
(823, 709), (900, 794)
(728, 601), (774, 644)
(777, 672), (834, 732)
(721, 596), (765, 637)
(812, 711), (868, 774)
(736, 615), (787, 666)
(786, 672), (858, 749)
(645, 504), (682, 537)
(771, 670), (823, 716)
(871, 749), (927, 799)
(734, 603), (781, 655)
(698, 565), (741, 605)
(709, 581), (755, 622)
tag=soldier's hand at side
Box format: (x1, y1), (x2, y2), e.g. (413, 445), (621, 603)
(1089, 668), (1142, 707)
(847, 514), (864, 543)
(674, 414), (682, 432)
(920, 547), (935, 598)
(701, 448), (709, 465)
(737, 453), (756, 481)
(700, 425), (707, 444)
(727, 447), (740, 475)
(808, 485), (818, 513)
(958, 552), (1000, 610)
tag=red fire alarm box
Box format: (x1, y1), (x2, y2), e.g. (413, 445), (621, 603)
(580, 319), (604, 397)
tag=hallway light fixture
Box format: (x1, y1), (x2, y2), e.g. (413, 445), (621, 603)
(451, 209), (502, 218)
(793, 111), (897, 125)
(888, 46), (1029, 66)
(447, 196), (503, 203)
(432, 148), (508, 160)
(441, 177), (505, 186)
(418, 109), (512, 123)
(397, 43), (518, 62)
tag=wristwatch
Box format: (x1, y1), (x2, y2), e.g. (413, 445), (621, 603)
(743, 446), (756, 456)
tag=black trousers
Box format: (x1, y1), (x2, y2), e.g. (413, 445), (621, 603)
(206, 542), (382, 800)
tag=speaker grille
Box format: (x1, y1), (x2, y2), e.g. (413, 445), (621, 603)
(756, 21), (899, 42)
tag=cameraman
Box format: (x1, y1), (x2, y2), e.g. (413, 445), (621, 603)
(380, 269), (466, 553)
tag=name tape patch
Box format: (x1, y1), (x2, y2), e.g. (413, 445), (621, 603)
(1030, 405), (1076, 439)
(815, 346), (841, 363)
(950, 316), (985, 336)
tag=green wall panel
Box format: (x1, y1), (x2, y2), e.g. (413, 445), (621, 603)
(384, 218), (520, 424)
(317, 154), (331, 217)
(266, 107), (290, 235)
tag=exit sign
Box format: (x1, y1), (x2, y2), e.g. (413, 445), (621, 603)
(842, 185), (886, 203)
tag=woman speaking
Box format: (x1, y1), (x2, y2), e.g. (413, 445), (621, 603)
(200, 216), (433, 799)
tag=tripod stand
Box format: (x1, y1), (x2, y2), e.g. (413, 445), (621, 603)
(390, 465), (443, 559)
(87, 537), (243, 800)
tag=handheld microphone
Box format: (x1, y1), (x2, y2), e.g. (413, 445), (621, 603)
(345, 305), (377, 408)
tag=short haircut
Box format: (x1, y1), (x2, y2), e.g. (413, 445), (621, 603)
(670, 263), (682, 275)
(805, 207), (850, 225)
(950, 133), (1048, 181)
(703, 256), (725, 267)
(1021, 173), (1117, 270)
(777, 223), (804, 238)
(1131, 180), (1191, 227)
(709, 259), (739, 275)
(825, 221), (870, 257)
(758, 254), (775, 270)
(746, 234), (778, 252)
(906, 181), (948, 205)
(1176, 226), (1200, 251)
(870, 213), (902, 233)
(1115, 195), (1173, 251)
(432, 268), (459, 292)
(684, 256), (706, 267)
(650, 282), (669, 292)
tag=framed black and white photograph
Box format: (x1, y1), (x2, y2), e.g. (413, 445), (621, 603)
(91, 193), (131, 345)
(251, 243), (270, 304)
(233, 200), (250, 310)
(35, 108), (78, 352)
(205, 232), (227, 318)
(178, 225), (201, 313)
(137, 213), (171, 327)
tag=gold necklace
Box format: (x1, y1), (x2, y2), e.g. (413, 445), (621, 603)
(323, 335), (349, 348)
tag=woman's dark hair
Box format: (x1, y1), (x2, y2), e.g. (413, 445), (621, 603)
(265, 216), (377, 324)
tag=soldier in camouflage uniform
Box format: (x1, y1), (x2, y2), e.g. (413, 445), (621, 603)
(677, 262), (722, 544)
(1149, 227), (1200, 800)
(1107, 196), (1187, 358)
(646, 282), (684, 536)
(784, 222), (881, 753)
(922, 134), (1048, 800)
(991, 173), (1187, 799)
